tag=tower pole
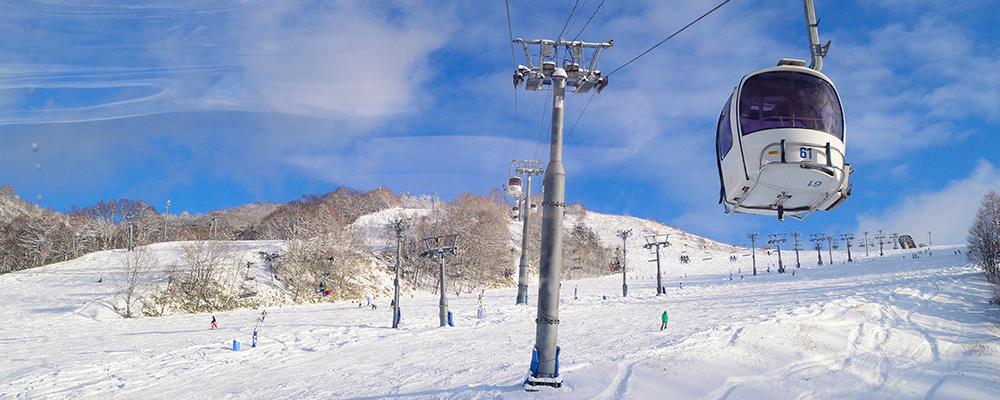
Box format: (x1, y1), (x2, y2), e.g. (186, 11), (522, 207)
(515, 162), (543, 305)
(618, 229), (632, 297)
(532, 67), (568, 385)
(438, 251), (448, 327)
(516, 173), (532, 304)
(391, 219), (408, 328)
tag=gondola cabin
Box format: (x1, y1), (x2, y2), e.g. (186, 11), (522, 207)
(506, 176), (523, 198)
(717, 59), (851, 221)
(510, 206), (521, 220)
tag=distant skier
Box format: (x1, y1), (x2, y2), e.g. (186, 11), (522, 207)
(252, 327), (259, 348)
(660, 311), (669, 330)
(210, 315), (218, 330)
(260, 310), (267, 321)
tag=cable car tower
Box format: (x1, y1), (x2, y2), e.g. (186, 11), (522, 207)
(513, 37), (612, 391)
(716, 0), (851, 221)
(506, 160), (544, 306)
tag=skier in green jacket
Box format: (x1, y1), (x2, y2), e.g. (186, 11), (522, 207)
(660, 311), (668, 330)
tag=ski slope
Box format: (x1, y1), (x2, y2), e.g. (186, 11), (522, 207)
(2, 215), (999, 398)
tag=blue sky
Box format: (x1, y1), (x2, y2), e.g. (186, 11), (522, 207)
(1, 0), (998, 246)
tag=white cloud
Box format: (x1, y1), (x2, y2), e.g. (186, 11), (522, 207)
(283, 135), (514, 197)
(835, 16), (1000, 162)
(855, 159), (1000, 245)
(236, 1), (453, 119)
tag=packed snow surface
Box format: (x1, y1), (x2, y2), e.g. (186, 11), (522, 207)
(2, 215), (999, 398)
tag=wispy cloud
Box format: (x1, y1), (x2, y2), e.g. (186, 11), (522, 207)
(835, 15), (1000, 162)
(0, 1), (454, 124)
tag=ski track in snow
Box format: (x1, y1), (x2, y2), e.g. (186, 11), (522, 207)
(1, 209), (999, 399)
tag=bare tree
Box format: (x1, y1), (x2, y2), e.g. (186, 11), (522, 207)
(273, 224), (368, 302)
(115, 245), (159, 318)
(179, 241), (232, 310)
(968, 190), (1000, 284)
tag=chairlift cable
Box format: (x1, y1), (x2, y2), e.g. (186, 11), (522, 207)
(606, 0), (731, 77)
(572, 0), (606, 42)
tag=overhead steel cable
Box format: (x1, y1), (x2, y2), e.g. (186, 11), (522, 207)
(564, 90), (597, 142)
(606, 0), (732, 77)
(572, 0), (606, 42)
(534, 91), (552, 161)
(557, 0), (581, 40)
(505, 0), (520, 159)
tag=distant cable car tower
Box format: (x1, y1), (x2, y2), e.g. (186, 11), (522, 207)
(716, 0), (851, 221)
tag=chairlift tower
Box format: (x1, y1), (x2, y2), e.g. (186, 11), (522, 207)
(841, 234), (854, 262)
(791, 232), (802, 268)
(768, 234), (787, 273)
(509, 160), (544, 305)
(875, 230), (886, 256)
(514, 37), (613, 391)
(644, 234), (670, 295)
(419, 234), (459, 327)
(863, 231), (870, 257)
(748, 233), (759, 275)
(810, 234), (825, 265)
(390, 219), (410, 328)
(825, 235), (834, 264)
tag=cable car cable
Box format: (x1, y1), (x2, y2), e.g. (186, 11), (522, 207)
(565, 90), (597, 142)
(557, 0), (582, 40)
(572, 0), (606, 42)
(606, 0), (732, 77)
(505, 0), (519, 159)
(534, 91), (552, 161)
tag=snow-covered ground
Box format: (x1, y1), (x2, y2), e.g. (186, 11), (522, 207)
(2, 213), (999, 398)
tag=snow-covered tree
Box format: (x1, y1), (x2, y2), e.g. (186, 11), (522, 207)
(968, 190), (1000, 284)
(115, 245), (158, 318)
